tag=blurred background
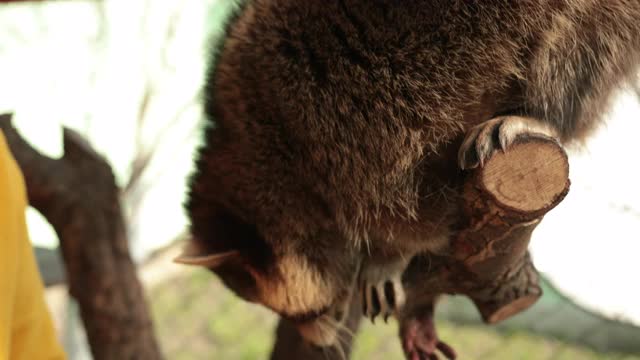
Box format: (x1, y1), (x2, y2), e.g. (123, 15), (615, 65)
(0, 0), (639, 359)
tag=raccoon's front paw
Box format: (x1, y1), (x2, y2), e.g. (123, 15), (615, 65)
(359, 258), (408, 323)
(458, 116), (559, 170)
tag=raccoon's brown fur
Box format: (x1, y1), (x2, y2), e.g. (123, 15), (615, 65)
(183, 0), (640, 346)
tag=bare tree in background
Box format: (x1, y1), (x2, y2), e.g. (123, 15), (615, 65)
(1, 114), (164, 359)
(1, 0), (203, 358)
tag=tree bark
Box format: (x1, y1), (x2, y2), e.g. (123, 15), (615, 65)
(0, 114), (163, 360)
(404, 135), (570, 323)
(270, 294), (362, 360)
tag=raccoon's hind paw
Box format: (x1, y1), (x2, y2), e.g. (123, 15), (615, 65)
(458, 116), (559, 170)
(359, 258), (408, 323)
(401, 302), (457, 360)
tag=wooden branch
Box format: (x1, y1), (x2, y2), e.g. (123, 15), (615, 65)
(404, 135), (570, 323)
(0, 114), (163, 360)
(270, 295), (362, 360)
(471, 252), (541, 324)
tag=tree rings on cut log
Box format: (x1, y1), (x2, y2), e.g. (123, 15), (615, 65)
(479, 136), (570, 215)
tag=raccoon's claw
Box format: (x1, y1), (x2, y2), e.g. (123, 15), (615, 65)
(359, 259), (408, 323)
(361, 280), (404, 323)
(458, 115), (559, 170)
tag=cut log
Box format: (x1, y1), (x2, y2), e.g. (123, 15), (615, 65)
(396, 135), (569, 359)
(0, 114), (163, 360)
(404, 135), (570, 323)
(476, 135), (570, 217)
(456, 135), (568, 323)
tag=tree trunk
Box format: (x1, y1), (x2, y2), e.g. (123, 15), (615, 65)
(1, 114), (163, 360)
(270, 294), (362, 360)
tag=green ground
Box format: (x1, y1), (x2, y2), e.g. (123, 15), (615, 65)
(150, 268), (640, 360)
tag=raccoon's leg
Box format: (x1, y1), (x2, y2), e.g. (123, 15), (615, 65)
(458, 115), (559, 170)
(359, 257), (409, 322)
(400, 301), (457, 360)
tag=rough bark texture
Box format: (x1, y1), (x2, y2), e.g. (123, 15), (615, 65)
(271, 135), (570, 359)
(0, 114), (163, 360)
(404, 135), (569, 323)
(270, 294), (362, 360)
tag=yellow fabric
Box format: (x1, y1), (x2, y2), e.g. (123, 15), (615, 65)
(0, 130), (66, 360)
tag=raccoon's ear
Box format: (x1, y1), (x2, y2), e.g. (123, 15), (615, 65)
(173, 237), (240, 267)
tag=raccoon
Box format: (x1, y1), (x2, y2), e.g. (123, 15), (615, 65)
(176, 0), (640, 348)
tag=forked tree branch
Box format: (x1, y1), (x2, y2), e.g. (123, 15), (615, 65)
(0, 113), (163, 360)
